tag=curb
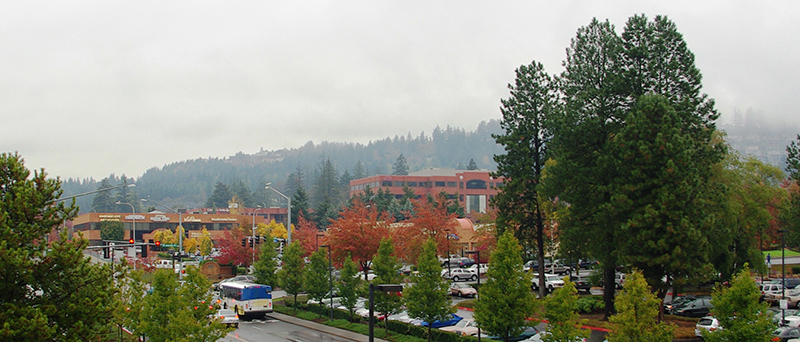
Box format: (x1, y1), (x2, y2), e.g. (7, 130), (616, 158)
(269, 312), (390, 342)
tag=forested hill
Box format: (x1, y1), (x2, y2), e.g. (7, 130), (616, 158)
(61, 120), (505, 213)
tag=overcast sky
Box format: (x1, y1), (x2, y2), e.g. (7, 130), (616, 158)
(2, 1), (798, 180)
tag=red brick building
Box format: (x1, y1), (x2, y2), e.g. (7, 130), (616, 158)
(348, 169), (504, 214)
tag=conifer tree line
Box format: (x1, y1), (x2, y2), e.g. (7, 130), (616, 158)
(492, 13), (800, 318)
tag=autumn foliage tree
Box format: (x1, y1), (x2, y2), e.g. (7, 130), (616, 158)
(293, 215), (321, 257)
(396, 194), (459, 264)
(215, 225), (253, 266)
(326, 198), (393, 277)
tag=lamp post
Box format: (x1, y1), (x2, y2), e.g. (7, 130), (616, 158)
(465, 250), (481, 342)
(265, 182), (292, 245)
(252, 205), (262, 266)
(320, 244), (333, 320)
(141, 198), (184, 278)
(780, 229), (789, 322)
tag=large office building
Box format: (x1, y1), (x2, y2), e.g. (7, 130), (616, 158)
(348, 169), (504, 214)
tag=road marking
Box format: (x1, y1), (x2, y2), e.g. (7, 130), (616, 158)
(252, 326), (263, 331)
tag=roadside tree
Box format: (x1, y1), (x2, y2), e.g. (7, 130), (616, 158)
(542, 277), (590, 342)
(372, 237), (404, 336)
(99, 220), (125, 241)
(338, 254), (363, 321)
(253, 236), (279, 287)
(703, 265), (773, 342)
(404, 238), (454, 342)
(279, 241), (305, 312)
(304, 249), (332, 313)
(474, 231), (536, 342)
(607, 270), (673, 342)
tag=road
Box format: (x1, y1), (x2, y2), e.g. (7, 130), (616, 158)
(218, 316), (354, 342)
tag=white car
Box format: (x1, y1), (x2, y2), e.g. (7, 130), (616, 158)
(439, 318), (477, 335)
(521, 331), (586, 342)
(695, 316), (721, 337)
(531, 273), (565, 292)
(442, 268), (477, 282)
(211, 308), (239, 328)
(468, 263), (489, 275)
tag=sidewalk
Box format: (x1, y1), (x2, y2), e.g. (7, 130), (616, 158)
(269, 312), (390, 342)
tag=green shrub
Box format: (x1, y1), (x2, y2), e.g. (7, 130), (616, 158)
(576, 296), (605, 313)
(792, 266), (800, 275)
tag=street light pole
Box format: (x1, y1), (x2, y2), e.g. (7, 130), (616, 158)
(780, 229), (789, 322)
(266, 182), (292, 245)
(321, 244), (333, 321)
(252, 206), (262, 266)
(116, 201), (136, 270)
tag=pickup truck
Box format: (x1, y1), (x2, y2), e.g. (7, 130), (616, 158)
(531, 273), (565, 293)
(523, 259), (572, 275)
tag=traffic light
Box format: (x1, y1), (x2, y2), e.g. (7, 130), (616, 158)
(249, 238), (254, 248)
(255, 235), (261, 245)
(155, 240), (161, 247)
(241, 238), (246, 247)
(129, 239), (134, 244)
(103, 246), (110, 259)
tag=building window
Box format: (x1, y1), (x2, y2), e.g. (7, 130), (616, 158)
(435, 181), (446, 187)
(466, 180), (487, 189)
(382, 181), (392, 187)
(406, 181), (417, 187)
(466, 194), (487, 213)
(419, 181), (430, 187)
(447, 181), (457, 187)
(393, 181), (404, 187)
(459, 182), (463, 189)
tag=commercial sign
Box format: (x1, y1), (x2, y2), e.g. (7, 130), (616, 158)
(125, 214), (146, 220)
(183, 216), (202, 222)
(99, 214), (121, 222)
(211, 217), (237, 222)
(150, 214), (170, 222)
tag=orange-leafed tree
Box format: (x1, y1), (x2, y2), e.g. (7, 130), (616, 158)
(397, 194), (459, 264)
(327, 198), (394, 277)
(216, 225), (253, 267)
(293, 216), (321, 257)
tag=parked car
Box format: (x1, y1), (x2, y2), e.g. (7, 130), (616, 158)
(774, 309), (800, 324)
(663, 295), (697, 314)
(414, 314), (462, 328)
(531, 273), (565, 293)
(672, 297), (713, 317)
(468, 263), (490, 275)
(439, 318), (477, 335)
(210, 308), (239, 328)
(521, 330), (586, 342)
(450, 283), (477, 297)
(782, 278), (800, 289)
(442, 268), (477, 282)
(570, 274), (593, 293)
(695, 316), (721, 337)
(524, 259), (552, 273)
(458, 258), (476, 268)
(774, 326), (800, 342)
(761, 283), (786, 302)
(767, 289), (800, 306)
(442, 257), (472, 268)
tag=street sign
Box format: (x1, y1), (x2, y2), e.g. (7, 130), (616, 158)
(162, 244), (178, 247)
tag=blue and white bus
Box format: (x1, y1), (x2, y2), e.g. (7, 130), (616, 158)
(219, 281), (273, 319)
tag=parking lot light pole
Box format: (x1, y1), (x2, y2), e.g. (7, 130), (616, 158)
(466, 250), (481, 342)
(116, 201), (136, 270)
(369, 284), (403, 342)
(321, 244), (333, 320)
(780, 229), (789, 322)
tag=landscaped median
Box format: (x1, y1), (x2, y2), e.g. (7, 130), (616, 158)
(274, 296), (478, 342)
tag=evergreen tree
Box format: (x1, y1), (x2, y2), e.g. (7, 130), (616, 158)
(404, 238), (454, 342)
(205, 181), (232, 208)
(372, 238), (403, 336)
(703, 265), (774, 342)
(304, 249), (332, 313)
(292, 185), (311, 225)
(785, 135), (800, 245)
(607, 270), (673, 342)
(92, 177), (117, 213)
(338, 254), (363, 321)
(492, 60), (555, 298)
(253, 236), (279, 288)
(278, 241), (305, 312)
(467, 158), (479, 170)
(115, 175), (140, 212)
(313, 157), (341, 206)
(353, 160), (368, 179)
(231, 179), (253, 207)
(0, 152), (117, 341)
(393, 154), (409, 175)
(474, 231), (536, 342)
(542, 278), (590, 342)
